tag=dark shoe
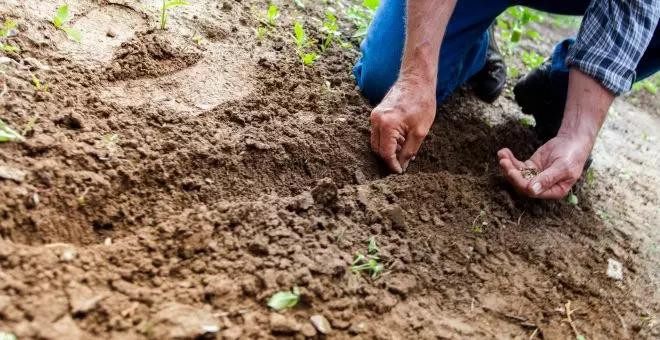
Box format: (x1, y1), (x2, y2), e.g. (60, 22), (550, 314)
(471, 23), (507, 103)
(513, 60), (564, 142)
(514, 60), (594, 171)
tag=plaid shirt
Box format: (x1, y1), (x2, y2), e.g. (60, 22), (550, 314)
(565, 0), (660, 95)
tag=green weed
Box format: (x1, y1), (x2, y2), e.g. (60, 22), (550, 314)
(566, 193), (578, 205)
(160, 0), (189, 30)
(292, 22), (317, 66)
(0, 18), (19, 52)
(320, 10), (339, 52)
(267, 287), (300, 310)
(252, 26), (267, 40)
(267, 4), (280, 26)
(471, 210), (486, 233)
(587, 168), (594, 185)
(0, 119), (24, 142)
(22, 115), (38, 136)
(519, 116), (534, 127)
(521, 50), (545, 70)
(347, 0), (379, 40)
(53, 5), (82, 42)
(350, 237), (384, 280)
(0, 331), (17, 340)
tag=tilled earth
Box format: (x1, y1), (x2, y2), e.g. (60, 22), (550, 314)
(0, 0), (658, 339)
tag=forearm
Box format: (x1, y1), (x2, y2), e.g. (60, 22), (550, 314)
(557, 68), (614, 145)
(399, 0), (457, 85)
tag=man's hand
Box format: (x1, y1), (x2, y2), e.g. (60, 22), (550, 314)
(497, 134), (592, 199)
(370, 77), (436, 173)
(499, 68), (613, 199)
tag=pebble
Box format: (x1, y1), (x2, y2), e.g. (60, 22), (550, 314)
(60, 248), (76, 262)
(269, 313), (301, 334)
(474, 239), (488, 257)
(354, 170), (366, 185)
(607, 258), (623, 280)
(0, 166), (26, 182)
(310, 314), (331, 334)
(301, 323), (317, 337)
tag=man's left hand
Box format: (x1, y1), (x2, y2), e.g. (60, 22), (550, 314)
(497, 134), (593, 199)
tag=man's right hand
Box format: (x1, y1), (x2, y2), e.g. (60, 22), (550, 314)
(370, 76), (437, 174)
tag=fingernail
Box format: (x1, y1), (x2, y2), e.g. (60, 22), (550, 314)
(531, 182), (542, 194)
(401, 160), (410, 173)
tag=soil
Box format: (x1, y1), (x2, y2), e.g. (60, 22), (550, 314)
(1, 1), (659, 339)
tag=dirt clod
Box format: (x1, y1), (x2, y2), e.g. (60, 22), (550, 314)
(269, 313), (301, 334)
(521, 167), (539, 181)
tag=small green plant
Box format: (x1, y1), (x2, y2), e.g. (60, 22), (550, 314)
(497, 7), (543, 50)
(0, 18), (19, 52)
(292, 22), (318, 67)
(347, 0), (379, 40)
(519, 116), (534, 127)
(160, 0), (189, 30)
(471, 210), (486, 233)
(350, 237), (384, 279)
(587, 168), (594, 185)
(267, 287), (300, 310)
(22, 115), (38, 136)
(0, 119), (24, 142)
(0, 331), (17, 340)
(267, 4), (280, 26)
(521, 50), (545, 70)
(596, 210), (611, 221)
(252, 26), (267, 40)
(293, 0), (306, 8)
(632, 78), (658, 95)
(320, 10), (339, 53)
(566, 193), (578, 205)
(53, 5), (82, 42)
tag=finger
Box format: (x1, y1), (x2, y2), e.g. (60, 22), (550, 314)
(527, 165), (569, 197)
(497, 148), (526, 169)
(397, 129), (426, 172)
(534, 182), (572, 199)
(500, 158), (530, 192)
(379, 127), (403, 173)
(370, 120), (380, 154)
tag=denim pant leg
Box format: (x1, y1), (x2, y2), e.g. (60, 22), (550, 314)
(547, 23), (660, 106)
(353, 0), (511, 105)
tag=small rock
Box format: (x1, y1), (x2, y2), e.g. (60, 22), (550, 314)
(330, 318), (350, 330)
(310, 314), (331, 334)
(607, 258), (623, 281)
(311, 178), (338, 205)
(348, 322), (368, 335)
(106, 29), (116, 38)
(60, 248), (76, 262)
(474, 239), (488, 257)
(354, 170), (367, 185)
(269, 313), (301, 334)
(418, 209), (431, 222)
(221, 326), (242, 340)
(384, 205), (405, 229)
(432, 216), (445, 227)
(104, 237), (112, 246)
(152, 303), (220, 339)
(301, 323), (317, 337)
(295, 192), (314, 211)
(0, 166), (26, 182)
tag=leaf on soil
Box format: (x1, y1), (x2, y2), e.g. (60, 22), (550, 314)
(267, 287), (300, 311)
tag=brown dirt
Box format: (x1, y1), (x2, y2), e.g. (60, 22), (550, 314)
(1, 1), (658, 339)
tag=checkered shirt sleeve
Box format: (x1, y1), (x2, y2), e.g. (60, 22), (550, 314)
(565, 0), (660, 95)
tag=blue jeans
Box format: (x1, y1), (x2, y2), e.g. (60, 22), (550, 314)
(353, 0), (660, 104)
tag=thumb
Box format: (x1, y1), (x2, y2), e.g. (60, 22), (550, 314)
(397, 130), (426, 172)
(528, 164), (566, 197)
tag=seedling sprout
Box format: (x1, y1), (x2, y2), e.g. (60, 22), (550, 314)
(519, 116), (534, 127)
(350, 237), (384, 280)
(267, 286), (300, 311)
(292, 22), (318, 67)
(267, 5), (280, 26)
(0, 119), (24, 142)
(53, 5), (82, 42)
(160, 0), (189, 30)
(0, 18), (19, 52)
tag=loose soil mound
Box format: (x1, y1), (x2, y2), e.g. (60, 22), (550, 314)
(0, 1), (657, 339)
